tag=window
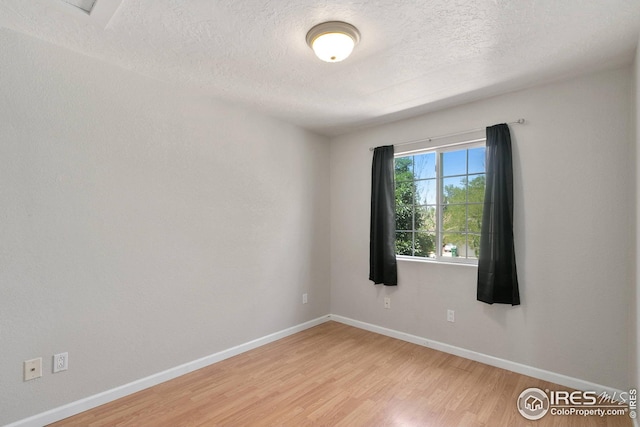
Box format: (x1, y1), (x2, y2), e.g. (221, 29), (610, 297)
(394, 141), (486, 263)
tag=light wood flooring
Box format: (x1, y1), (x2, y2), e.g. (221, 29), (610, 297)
(49, 321), (632, 426)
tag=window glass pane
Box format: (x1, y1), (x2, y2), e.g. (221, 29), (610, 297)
(442, 204), (466, 232)
(467, 204), (483, 233)
(395, 180), (414, 230)
(467, 174), (485, 203)
(396, 209), (413, 231)
(394, 157), (413, 182)
(416, 205), (436, 231)
(442, 150), (467, 177)
(415, 232), (436, 258)
(442, 176), (466, 204)
(468, 147), (486, 174)
(396, 232), (413, 256)
(416, 179), (436, 205)
(442, 233), (465, 258)
(467, 233), (481, 259)
(414, 152), (436, 180)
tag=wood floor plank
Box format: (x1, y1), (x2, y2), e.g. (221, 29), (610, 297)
(48, 321), (632, 427)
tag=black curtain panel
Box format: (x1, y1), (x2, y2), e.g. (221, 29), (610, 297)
(477, 124), (520, 305)
(369, 145), (398, 286)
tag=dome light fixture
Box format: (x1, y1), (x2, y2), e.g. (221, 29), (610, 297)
(306, 21), (360, 63)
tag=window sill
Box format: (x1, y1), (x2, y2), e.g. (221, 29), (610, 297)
(396, 255), (478, 268)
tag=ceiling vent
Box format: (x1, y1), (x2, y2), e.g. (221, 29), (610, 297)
(60, 0), (97, 14)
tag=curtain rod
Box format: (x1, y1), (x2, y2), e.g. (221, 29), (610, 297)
(368, 119), (525, 151)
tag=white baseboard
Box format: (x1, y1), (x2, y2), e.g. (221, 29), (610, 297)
(8, 313), (632, 426)
(6, 315), (331, 427)
(330, 314), (627, 398)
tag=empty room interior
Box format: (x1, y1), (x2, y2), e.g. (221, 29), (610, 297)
(1, 0), (640, 426)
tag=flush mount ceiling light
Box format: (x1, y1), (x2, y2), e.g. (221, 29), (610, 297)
(306, 21), (360, 63)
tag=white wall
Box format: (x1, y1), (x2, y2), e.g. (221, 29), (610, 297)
(0, 29), (330, 425)
(330, 66), (634, 391)
(2, 23), (636, 426)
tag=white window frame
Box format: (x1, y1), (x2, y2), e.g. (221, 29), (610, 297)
(394, 138), (486, 265)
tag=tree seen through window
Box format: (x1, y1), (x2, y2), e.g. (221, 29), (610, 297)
(394, 144), (485, 262)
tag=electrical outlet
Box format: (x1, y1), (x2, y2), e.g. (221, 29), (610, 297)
(302, 293), (308, 304)
(447, 309), (455, 322)
(384, 297), (391, 309)
(24, 357), (42, 381)
(53, 352), (68, 373)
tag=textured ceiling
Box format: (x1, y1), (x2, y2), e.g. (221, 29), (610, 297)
(0, 0), (638, 136)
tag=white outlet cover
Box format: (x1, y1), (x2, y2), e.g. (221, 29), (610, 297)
(53, 352), (68, 373)
(24, 357), (42, 381)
